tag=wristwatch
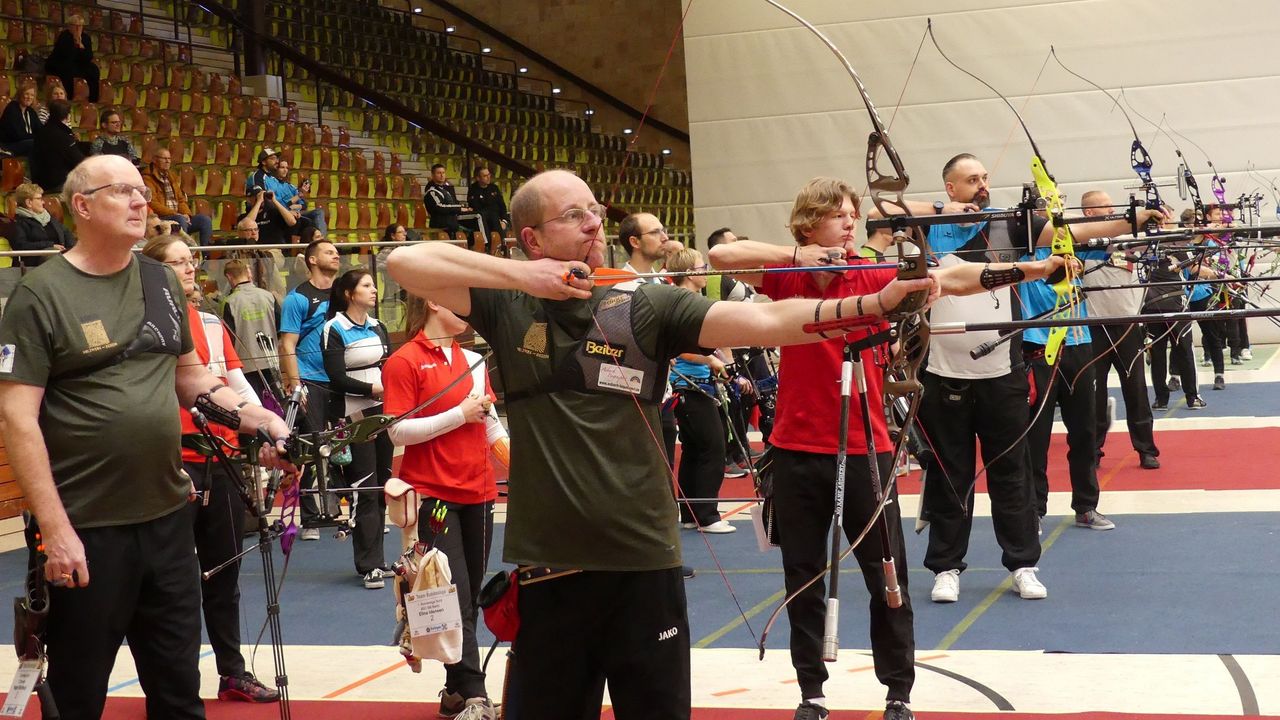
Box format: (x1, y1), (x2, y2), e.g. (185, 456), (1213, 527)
(933, 200), (946, 214)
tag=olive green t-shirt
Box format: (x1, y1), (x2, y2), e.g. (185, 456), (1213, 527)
(0, 254), (194, 528)
(467, 282), (714, 571)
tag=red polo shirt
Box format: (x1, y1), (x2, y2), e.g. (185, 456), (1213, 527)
(181, 304), (244, 464)
(759, 262), (895, 455)
(382, 332), (497, 503)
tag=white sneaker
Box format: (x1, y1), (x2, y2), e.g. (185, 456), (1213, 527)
(455, 697), (496, 720)
(930, 569), (960, 603)
(700, 520), (736, 534)
(680, 521), (698, 530)
(1242, 348), (1253, 361)
(1011, 567), (1047, 599)
(363, 568), (386, 589)
(300, 527), (320, 541)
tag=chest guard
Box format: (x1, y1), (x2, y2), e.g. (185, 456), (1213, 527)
(49, 257), (185, 382)
(504, 285), (666, 405)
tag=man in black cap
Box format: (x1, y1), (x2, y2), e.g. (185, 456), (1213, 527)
(244, 148), (298, 243)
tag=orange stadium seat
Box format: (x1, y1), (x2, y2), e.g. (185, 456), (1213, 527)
(205, 167), (225, 196)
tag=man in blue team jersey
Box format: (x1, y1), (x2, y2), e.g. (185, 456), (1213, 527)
(279, 238), (341, 538)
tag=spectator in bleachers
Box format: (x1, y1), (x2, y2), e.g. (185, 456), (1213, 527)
(44, 14), (100, 104)
(467, 165), (509, 256)
(35, 84), (68, 126)
(245, 148), (296, 242)
(423, 163), (477, 241)
(274, 159), (326, 236)
(242, 187), (296, 245)
(147, 214), (176, 239)
(90, 111), (141, 165)
(246, 147), (285, 195)
(0, 87), (39, 158)
(9, 182), (76, 266)
(382, 223), (407, 245)
(30, 100), (84, 193)
(142, 148), (214, 246)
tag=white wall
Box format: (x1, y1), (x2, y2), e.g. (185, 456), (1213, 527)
(683, 0), (1280, 339)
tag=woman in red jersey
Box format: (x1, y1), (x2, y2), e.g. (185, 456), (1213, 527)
(383, 295), (508, 718)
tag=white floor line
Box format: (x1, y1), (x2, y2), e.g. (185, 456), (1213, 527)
(9, 646), (1275, 714)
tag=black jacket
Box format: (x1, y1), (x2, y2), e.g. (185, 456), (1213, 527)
(31, 122), (86, 192)
(467, 183), (509, 227)
(45, 29), (94, 76)
(10, 215), (76, 266)
(423, 181), (464, 225)
(0, 101), (39, 143)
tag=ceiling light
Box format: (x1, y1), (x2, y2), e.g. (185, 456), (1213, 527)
(445, 25), (455, 32)
(551, 87), (561, 94)
(481, 47), (491, 53)
(661, 148), (671, 155)
(622, 128), (633, 135)
(518, 67), (528, 73)
(412, 6), (421, 12)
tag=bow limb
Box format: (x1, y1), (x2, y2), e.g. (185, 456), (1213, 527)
(1048, 48), (1164, 228)
(925, 22), (1078, 365)
(1122, 92), (1208, 225)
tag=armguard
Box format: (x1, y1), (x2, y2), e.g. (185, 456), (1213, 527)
(193, 391), (241, 430)
(980, 264), (1027, 290)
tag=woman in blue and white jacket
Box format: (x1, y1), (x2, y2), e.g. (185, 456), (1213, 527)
(322, 268), (393, 589)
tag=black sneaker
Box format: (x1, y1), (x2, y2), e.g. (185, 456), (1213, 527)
(438, 689), (465, 717)
(885, 700), (915, 720)
(1167, 376), (1182, 392)
(217, 672), (280, 703)
(1187, 396), (1207, 409)
(1151, 398), (1168, 410)
(682, 565), (696, 580)
(793, 701), (829, 720)
(1213, 375), (1225, 391)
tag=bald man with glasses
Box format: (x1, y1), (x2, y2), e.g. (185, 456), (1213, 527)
(389, 170), (937, 720)
(143, 148), (214, 245)
(0, 155), (294, 719)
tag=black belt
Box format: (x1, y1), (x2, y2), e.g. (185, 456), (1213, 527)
(516, 565), (581, 585)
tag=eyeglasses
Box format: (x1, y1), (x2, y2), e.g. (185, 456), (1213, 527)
(640, 227), (669, 237)
(82, 183), (152, 202)
(164, 258), (196, 269)
(534, 204), (605, 228)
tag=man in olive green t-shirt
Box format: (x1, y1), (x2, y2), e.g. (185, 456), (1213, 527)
(0, 156), (294, 720)
(388, 169), (936, 719)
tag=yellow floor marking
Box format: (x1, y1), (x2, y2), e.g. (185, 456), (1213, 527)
(935, 452), (1127, 651)
(693, 589), (784, 648)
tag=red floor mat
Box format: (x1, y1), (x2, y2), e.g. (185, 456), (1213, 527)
(715, 427), (1280, 499)
(7, 696), (1270, 719)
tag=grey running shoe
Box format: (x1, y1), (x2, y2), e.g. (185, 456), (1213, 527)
(1074, 510), (1115, 530)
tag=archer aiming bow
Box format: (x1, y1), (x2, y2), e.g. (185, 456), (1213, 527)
(754, 0), (928, 661)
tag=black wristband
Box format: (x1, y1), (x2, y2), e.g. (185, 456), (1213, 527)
(814, 299), (831, 339)
(856, 294), (865, 316)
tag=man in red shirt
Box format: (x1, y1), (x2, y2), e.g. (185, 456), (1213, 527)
(709, 177), (1070, 720)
